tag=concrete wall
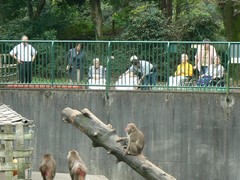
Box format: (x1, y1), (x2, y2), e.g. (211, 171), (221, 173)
(0, 89), (239, 180)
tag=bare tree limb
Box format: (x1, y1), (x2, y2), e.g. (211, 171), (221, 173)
(61, 107), (176, 180)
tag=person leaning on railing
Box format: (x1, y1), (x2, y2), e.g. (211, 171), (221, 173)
(9, 35), (37, 83)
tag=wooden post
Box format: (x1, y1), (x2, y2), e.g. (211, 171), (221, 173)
(4, 123), (14, 179)
(15, 123), (25, 179)
(0, 122), (34, 179)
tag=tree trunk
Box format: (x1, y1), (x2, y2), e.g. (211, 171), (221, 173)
(166, 0), (172, 19)
(217, 0), (240, 41)
(27, 0), (46, 21)
(174, 0), (181, 20)
(89, 0), (103, 40)
(161, 0), (167, 17)
(61, 107), (176, 180)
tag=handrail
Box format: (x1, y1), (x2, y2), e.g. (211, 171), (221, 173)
(0, 40), (239, 95)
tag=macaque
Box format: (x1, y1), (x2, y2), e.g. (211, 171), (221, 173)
(67, 149), (87, 180)
(39, 154), (56, 180)
(117, 123), (145, 156)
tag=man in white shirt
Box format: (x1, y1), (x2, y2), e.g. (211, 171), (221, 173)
(9, 35), (37, 83)
(129, 55), (157, 90)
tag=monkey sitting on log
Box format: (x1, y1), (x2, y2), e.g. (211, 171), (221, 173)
(117, 123), (145, 156)
(39, 153), (56, 180)
(67, 149), (87, 180)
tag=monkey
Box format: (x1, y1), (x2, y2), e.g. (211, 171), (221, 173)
(39, 153), (56, 180)
(67, 149), (87, 180)
(117, 123), (145, 156)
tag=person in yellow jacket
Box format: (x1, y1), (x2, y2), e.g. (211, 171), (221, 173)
(169, 53), (193, 86)
(175, 53), (193, 77)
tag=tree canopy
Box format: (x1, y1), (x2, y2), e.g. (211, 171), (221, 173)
(0, 0), (239, 41)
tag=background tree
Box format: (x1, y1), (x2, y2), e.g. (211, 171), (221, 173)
(89, 0), (103, 40)
(0, 0), (232, 41)
(217, 0), (240, 41)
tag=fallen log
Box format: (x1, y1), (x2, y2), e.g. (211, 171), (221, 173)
(61, 107), (176, 180)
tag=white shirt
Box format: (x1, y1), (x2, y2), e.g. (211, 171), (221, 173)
(129, 60), (153, 76)
(208, 64), (225, 78)
(10, 43), (37, 62)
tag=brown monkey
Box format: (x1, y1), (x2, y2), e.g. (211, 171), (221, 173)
(39, 153), (56, 180)
(117, 123), (145, 156)
(67, 149), (87, 180)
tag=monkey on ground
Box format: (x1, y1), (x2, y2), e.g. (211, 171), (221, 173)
(39, 153), (56, 180)
(67, 149), (87, 180)
(117, 123), (145, 156)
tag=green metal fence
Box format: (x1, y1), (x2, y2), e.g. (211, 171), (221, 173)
(0, 40), (240, 94)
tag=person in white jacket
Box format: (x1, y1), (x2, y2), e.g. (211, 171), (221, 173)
(88, 58), (106, 89)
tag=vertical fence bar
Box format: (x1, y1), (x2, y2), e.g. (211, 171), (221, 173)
(167, 42), (170, 88)
(51, 41), (55, 86)
(227, 43), (231, 96)
(106, 42), (112, 98)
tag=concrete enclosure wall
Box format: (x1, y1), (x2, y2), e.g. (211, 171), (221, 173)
(0, 89), (239, 180)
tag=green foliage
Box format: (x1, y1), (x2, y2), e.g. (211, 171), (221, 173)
(174, 2), (222, 41)
(0, 0), (225, 41)
(119, 3), (172, 41)
(117, 1), (222, 41)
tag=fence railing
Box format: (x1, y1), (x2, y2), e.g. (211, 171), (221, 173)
(1, 40), (240, 94)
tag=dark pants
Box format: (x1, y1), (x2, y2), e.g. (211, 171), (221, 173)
(141, 69), (157, 90)
(18, 61), (32, 83)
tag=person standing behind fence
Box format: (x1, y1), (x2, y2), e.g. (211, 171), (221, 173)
(9, 35), (37, 83)
(194, 39), (217, 76)
(88, 58), (106, 89)
(66, 43), (86, 84)
(128, 55), (157, 90)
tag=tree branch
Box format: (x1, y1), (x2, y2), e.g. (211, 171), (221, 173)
(61, 107), (176, 180)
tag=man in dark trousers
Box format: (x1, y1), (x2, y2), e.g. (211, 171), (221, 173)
(9, 35), (37, 83)
(66, 43), (86, 84)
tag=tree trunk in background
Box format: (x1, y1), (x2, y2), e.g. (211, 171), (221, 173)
(217, 0), (240, 41)
(161, 0), (167, 17)
(174, 0), (181, 20)
(27, 0), (46, 21)
(166, 0), (172, 19)
(89, 0), (103, 40)
(161, 0), (173, 19)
